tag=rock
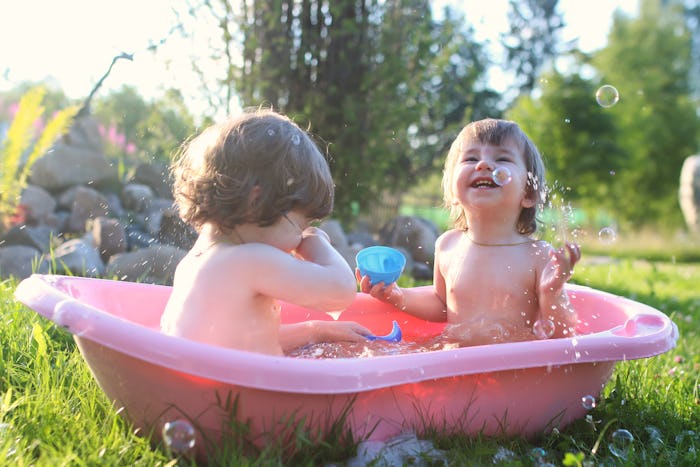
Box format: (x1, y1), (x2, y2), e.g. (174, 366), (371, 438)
(127, 162), (172, 198)
(121, 183), (155, 213)
(19, 185), (56, 225)
(679, 155), (700, 234)
(381, 216), (439, 266)
(30, 144), (118, 191)
(91, 216), (127, 262)
(319, 219), (349, 248)
(0, 224), (55, 253)
(106, 244), (186, 285)
(67, 186), (111, 232)
(0, 245), (48, 280)
(42, 238), (105, 277)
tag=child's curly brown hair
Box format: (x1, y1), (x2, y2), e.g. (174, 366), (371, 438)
(170, 107), (334, 233)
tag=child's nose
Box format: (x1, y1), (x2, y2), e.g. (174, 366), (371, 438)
(475, 159), (493, 171)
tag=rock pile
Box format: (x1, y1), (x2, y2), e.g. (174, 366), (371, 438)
(0, 115), (439, 284)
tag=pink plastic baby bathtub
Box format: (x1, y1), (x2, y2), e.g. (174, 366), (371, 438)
(15, 274), (677, 452)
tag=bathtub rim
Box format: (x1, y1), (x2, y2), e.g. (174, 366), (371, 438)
(14, 273), (679, 395)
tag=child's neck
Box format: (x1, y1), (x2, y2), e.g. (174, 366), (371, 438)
(464, 217), (527, 246)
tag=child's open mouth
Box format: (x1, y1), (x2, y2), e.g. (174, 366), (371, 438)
(471, 178), (498, 189)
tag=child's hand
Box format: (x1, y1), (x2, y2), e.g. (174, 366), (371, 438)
(313, 320), (372, 343)
(294, 226), (332, 261)
(540, 242), (581, 295)
(356, 269), (406, 310)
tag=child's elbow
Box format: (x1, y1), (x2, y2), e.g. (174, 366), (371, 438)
(321, 275), (357, 311)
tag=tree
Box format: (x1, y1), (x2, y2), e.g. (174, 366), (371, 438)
(592, 0), (700, 228)
(502, 0), (571, 97)
(507, 71), (623, 215)
(93, 86), (196, 164)
(188, 0), (498, 224)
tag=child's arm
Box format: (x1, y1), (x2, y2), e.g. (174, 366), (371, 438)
(278, 320), (372, 352)
(356, 273), (447, 322)
(537, 242), (581, 337)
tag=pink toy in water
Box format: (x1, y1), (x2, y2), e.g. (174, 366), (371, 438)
(15, 274), (677, 459)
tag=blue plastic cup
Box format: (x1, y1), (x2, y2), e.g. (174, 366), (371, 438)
(356, 246), (406, 286)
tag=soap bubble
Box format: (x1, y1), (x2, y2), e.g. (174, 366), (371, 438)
(532, 319), (555, 340)
(492, 167), (512, 186)
(162, 419), (196, 455)
(581, 395), (597, 410)
(530, 447), (547, 460)
(608, 428), (634, 459)
(598, 227), (617, 244)
(596, 85), (620, 108)
(645, 425), (664, 449)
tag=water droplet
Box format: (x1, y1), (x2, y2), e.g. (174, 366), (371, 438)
(291, 133), (301, 145)
(492, 167), (512, 186)
(596, 85), (620, 108)
(608, 428), (634, 459)
(162, 419), (196, 455)
(532, 319), (555, 339)
(267, 128), (276, 136)
(581, 394), (597, 410)
(598, 227), (617, 244)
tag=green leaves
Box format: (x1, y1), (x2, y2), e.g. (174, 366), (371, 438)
(0, 86), (78, 227)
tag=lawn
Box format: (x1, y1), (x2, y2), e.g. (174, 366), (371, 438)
(1, 249), (698, 465)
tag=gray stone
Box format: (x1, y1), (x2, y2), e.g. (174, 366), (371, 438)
(0, 245), (48, 280)
(121, 183), (155, 213)
(67, 186), (111, 232)
(157, 206), (196, 250)
(106, 244), (186, 285)
(320, 219), (349, 248)
(381, 215), (439, 266)
(679, 155), (700, 234)
(128, 162), (172, 198)
(43, 238), (105, 277)
(91, 216), (127, 262)
(20, 185), (56, 224)
(0, 224), (55, 252)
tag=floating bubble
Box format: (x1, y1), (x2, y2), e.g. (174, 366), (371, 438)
(162, 419), (196, 455)
(492, 446), (517, 463)
(645, 425), (664, 449)
(581, 394), (597, 410)
(492, 167), (512, 186)
(532, 319), (555, 339)
(608, 428), (634, 459)
(596, 85), (620, 108)
(530, 447), (547, 460)
(598, 227), (617, 244)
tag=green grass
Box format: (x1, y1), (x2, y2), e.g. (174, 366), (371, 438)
(2, 254), (699, 465)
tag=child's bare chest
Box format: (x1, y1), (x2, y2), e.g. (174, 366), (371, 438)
(443, 248), (538, 317)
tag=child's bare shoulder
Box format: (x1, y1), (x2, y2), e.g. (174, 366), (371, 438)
(436, 228), (463, 249)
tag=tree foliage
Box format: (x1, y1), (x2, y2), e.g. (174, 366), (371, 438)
(194, 0), (499, 223)
(509, 0), (700, 231)
(507, 71), (623, 213)
(592, 0), (700, 228)
(92, 86), (197, 164)
(502, 0), (570, 96)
